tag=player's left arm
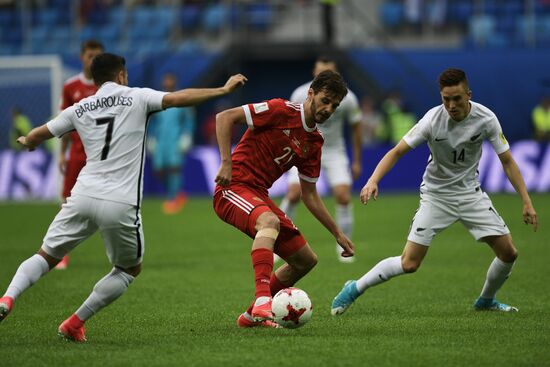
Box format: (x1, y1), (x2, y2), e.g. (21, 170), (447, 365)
(300, 180), (355, 257)
(498, 149), (538, 231)
(162, 74), (247, 109)
(17, 124), (54, 151)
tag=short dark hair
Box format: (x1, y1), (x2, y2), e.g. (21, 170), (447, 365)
(310, 70), (348, 101)
(91, 53), (126, 86)
(438, 68), (469, 91)
(80, 39), (104, 54)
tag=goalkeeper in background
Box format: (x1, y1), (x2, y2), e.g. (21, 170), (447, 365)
(148, 73), (196, 214)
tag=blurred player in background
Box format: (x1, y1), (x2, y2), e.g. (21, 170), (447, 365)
(213, 70), (354, 328)
(331, 68), (538, 315)
(0, 52), (247, 342)
(56, 39), (104, 270)
(9, 107), (32, 151)
(148, 73), (196, 214)
(280, 56), (362, 263)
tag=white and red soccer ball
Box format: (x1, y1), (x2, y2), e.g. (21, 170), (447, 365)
(272, 287), (313, 329)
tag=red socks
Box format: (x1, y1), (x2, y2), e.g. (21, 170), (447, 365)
(68, 313), (85, 327)
(251, 248), (274, 298)
(270, 273), (287, 296)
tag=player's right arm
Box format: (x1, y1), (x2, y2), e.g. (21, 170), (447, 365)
(161, 74), (247, 109)
(360, 139), (411, 204)
(17, 124), (55, 151)
(214, 106), (247, 186)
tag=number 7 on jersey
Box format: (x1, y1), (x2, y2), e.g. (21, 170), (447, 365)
(96, 117), (115, 160)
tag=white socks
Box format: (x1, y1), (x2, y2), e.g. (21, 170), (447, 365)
(279, 198), (297, 221)
(356, 256), (404, 293)
(4, 254), (49, 300)
(75, 268), (134, 321)
(479, 257), (514, 300)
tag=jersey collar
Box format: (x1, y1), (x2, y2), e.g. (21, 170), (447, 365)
(300, 103), (317, 132)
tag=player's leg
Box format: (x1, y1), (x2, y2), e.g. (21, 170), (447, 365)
(332, 183), (354, 263)
(1, 196), (96, 323)
(279, 167), (301, 221)
(56, 158), (84, 270)
(59, 200), (143, 342)
(324, 151), (354, 262)
(331, 241), (428, 315)
(473, 234), (518, 312)
(331, 192), (454, 315)
(460, 191), (517, 312)
(249, 210), (280, 321)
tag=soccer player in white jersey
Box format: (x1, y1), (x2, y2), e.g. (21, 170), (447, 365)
(280, 56), (363, 263)
(331, 68), (538, 314)
(0, 53), (247, 342)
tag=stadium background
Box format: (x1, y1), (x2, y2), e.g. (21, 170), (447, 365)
(0, 0), (549, 200)
(1, 2), (549, 366)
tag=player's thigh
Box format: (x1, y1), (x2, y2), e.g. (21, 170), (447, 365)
(286, 166), (300, 185)
(42, 195), (98, 259)
(96, 200), (144, 269)
(407, 193), (458, 246)
(459, 191), (510, 241)
(213, 185), (272, 237)
(264, 199), (308, 258)
(322, 149), (352, 187)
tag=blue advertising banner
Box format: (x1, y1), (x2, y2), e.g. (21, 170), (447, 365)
(1, 141), (549, 201)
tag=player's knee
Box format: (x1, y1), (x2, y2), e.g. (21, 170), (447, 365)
(256, 212), (280, 232)
(123, 263), (141, 277)
(287, 186), (302, 203)
(295, 252), (318, 273)
(401, 258), (420, 273)
(334, 192), (351, 205)
(500, 248), (518, 263)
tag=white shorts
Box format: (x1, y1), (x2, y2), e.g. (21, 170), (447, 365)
(287, 148), (352, 187)
(41, 195), (144, 268)
(407, 189), (510, 246)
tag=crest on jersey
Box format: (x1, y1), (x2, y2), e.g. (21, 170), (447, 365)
(253, 102), (269, 114)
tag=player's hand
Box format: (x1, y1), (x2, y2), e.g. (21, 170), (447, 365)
(58, 155), (67, 174)
(523, 203), (538, 232)
(336, 232), (355, 257)
(16, 136), (35, 152)
(215, 161), (232, 187)
(360, 179), (378, 204)
(223, 74), (248, 94)
(351, 161), (362, 181)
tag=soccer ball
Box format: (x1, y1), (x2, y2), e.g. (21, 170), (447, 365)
(272, 287), (313, 329)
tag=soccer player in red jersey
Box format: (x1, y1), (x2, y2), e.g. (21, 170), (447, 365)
(56, 40), (104, 270)
(213, 70), (355, 327)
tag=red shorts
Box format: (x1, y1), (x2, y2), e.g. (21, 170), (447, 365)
(213, 184), (307, 258)
(62, 158), (86, 198)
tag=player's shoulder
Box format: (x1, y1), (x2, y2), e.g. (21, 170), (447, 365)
(470, 101), (497, 120)
(290, 81), (311, 102)
(63, 73), (93, 88)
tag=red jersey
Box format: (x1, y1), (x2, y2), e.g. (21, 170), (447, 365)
(60, 73), (97, 161)
(232, 98), (324, 194)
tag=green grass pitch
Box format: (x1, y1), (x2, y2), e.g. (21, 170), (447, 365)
(0, 194), (549, 366)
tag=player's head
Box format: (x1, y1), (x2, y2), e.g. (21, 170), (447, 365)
(91, 53), (127, 87)
(80, 39), (104, 77)
(306, 70), (348, 124)
(162, 73), (177, 92)
(438, 68), (472, 122)
(313, 55), (338, 78)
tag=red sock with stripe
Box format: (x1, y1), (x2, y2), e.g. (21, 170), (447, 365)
(251, 248), (273, 298)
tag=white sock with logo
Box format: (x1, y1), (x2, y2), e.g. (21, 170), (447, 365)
(4, 254), (50, 300)
(75, 268), (134, 321)
(479, 257), (514, 300)
(356, 256), (404, 293)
